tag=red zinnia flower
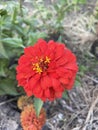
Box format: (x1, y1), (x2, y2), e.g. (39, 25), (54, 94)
(20, 105), (46, 130)
(16, 39), (78, 101)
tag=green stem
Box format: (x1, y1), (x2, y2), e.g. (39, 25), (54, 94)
(19, 0), (23, 17)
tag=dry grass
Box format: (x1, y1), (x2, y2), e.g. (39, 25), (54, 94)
(46, 75), (98, 130)
(63, 14), (97, 52)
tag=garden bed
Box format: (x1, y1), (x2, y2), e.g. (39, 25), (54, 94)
(0, 0), (98, 130)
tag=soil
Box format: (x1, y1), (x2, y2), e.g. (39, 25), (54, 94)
(0, 0), (98, 130)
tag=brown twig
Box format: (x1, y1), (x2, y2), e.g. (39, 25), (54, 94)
(84, 75), (98, 84)
(82, 95), (98, 130)
(0, 97), (18, 106)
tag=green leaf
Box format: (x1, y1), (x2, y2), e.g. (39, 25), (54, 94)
(53, 4), (60, 11)
(27, 32), (47, 46)
(62, 91), (69, 99)
(75, 80), (81, 87)
(79, 65), (87, 73)
(78, 0), (86, 4)
(11, 7), (17, 23)
(0, 42), (8, 58)
(57, 35), (63, 42)
(14, 25), (25, 36)
(1, 38), (24, 48)
(0, 79), (21, 95)
(72, 0), (78, 4)
(72, 0), (86, 4)
(59, 0), (67, 5)
(75, 75), (81, 87)
(0, 9), (7, 16)
(0, 60), (7, 77)
(34, 97), (43, 117)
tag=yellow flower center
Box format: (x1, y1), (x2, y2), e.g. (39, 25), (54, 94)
(33, 56), (50, 74)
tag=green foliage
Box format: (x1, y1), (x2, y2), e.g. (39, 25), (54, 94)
(0, 38), (24, 48)
(72, 0), (86, 4)
(0, 1), (46, 96)
(27, 0), (86, 38)
(34, 97), (43, 116)
(62, 91), (69, 99)
(0, 42), (8, 58)
(79, 65), (88, 76)
(75, 75), (81, 87)
(0, 58), (24, 95)
(75, 64), (88, 87)
(0, 79), (21, 95)
(93, 1), (98, 20)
